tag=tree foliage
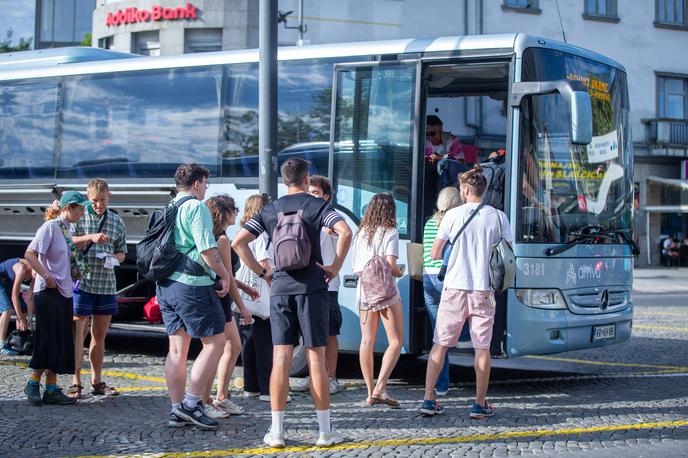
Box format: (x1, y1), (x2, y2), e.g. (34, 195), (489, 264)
(0, 28), (32, 53)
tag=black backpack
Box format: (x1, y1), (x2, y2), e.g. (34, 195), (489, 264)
(136, 196), (206, 282)
(480, 156), (506, 211)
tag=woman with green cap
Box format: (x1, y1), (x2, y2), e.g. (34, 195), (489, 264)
(23, 190), (91, 406)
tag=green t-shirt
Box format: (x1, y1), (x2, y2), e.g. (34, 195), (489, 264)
(423, 217), (443, 271)
(168, 192), (217, 286)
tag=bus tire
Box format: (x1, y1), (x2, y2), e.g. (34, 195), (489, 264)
(289, 337), (308, 377)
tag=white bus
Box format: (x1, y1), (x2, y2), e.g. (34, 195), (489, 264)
(0, 34), (634, 374)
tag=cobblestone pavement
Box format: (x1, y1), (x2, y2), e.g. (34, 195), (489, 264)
(2, 296), (687, 457)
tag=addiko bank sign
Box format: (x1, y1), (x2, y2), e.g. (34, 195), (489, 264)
(105, 3), (199, 27)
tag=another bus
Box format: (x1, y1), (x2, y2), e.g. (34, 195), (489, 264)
(0, 34), (634, 373)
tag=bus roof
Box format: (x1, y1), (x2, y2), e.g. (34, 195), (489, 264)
(0, 34), (625, 82)
(0, 46), (138, 72)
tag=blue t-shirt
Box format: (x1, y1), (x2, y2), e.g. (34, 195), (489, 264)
(0, 258), (20, 283)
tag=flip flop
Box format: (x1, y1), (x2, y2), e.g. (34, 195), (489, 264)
(371, 393), (400, 408)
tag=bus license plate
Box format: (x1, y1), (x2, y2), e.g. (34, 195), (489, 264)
(592, 324), (616, 342)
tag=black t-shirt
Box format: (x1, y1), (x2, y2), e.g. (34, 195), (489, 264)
(243, 192), (343, 295)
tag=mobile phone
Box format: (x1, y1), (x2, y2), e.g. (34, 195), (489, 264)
(398, 264), (406, 274)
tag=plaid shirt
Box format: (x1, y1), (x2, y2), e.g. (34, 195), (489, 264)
(73, 209), (127, 295)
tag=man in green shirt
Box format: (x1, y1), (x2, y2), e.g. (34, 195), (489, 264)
(157, 164), (231, 431)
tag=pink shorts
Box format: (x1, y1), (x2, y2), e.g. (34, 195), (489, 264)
(433, 288), (496, 349)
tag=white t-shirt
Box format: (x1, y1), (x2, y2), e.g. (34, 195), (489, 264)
(319, 228), (340, 291)
(351, 227), (399, 274)
(437, 203), (513, 291)
(251, 232), (273, 268)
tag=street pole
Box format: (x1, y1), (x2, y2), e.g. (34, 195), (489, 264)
(259, 0), (278, 199)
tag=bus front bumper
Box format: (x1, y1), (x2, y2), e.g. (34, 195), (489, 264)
(505, 290), (633, 358)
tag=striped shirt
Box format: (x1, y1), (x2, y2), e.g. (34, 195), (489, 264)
(423, 217), (443, 274)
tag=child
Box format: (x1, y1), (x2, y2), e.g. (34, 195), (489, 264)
(203, 194), (253, 418)
(351, 193), (405, 407)
(69, 178), (127, 399)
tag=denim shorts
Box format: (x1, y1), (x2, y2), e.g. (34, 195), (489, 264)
(73, 289), (118, 316)
(0, 278), (27, 314)
(156, 279), (225, 339)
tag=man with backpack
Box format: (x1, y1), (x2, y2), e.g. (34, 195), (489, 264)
(419, 166), (512, 419)
(154, 164), (231, 430)
(232, 158), (352, 448)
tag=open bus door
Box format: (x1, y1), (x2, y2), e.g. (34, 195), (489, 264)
(327, 60), (429, 355)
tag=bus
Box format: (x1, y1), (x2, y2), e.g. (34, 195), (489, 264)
(0, 34), (634, 374)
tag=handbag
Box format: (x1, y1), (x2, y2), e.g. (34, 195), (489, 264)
(56, 219), (90, 281)
(489, 221), (516, 292)
(406, 242), (424, 282)
(235, 264), (270, 319)
(437, 203), (484, 282)
(7, 329), (34, 355)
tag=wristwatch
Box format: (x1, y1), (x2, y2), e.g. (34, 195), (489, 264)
(258, 268), (267, 278)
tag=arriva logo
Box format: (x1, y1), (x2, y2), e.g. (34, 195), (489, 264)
(566, 262), (603, 286)
(566, 263), (577, 286)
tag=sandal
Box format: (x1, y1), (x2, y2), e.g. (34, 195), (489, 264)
(371, 393), (400, 408)
(91, 382), (119, 396)
(67, 384), (83, 400)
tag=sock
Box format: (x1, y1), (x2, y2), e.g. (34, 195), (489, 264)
(171, 402), (181, 413)
(30, 374), (41, 384)
(45, 373), (57, 393)
(0, 340), (5, 348)
(316, 409), (331, 434)
(271, 410), (285, 434)
(182, 392), (201, 410)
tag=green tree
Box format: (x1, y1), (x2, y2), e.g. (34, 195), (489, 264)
(80, 33), (92, 47)
(0, 28), (32, 53)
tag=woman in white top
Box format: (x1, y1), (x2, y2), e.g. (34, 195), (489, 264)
(351, 193), (405, 407)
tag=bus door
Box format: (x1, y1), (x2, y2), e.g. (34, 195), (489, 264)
(328, 60), (426, 355)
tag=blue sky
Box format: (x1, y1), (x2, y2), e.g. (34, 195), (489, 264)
(0, 0), (35, 46)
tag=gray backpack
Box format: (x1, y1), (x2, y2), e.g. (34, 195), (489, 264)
(271, 197), (314, 271)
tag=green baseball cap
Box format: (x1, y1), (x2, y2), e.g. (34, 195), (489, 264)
(59, 190), (91, 208)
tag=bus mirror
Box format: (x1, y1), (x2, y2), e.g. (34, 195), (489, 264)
(511, 80), (593, 145)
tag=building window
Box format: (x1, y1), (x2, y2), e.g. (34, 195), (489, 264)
(584, 0), (619, 21)
(134, 31), (160, 56)
(502, 0), (541, 13)
(98, 36), (113, 50)
(184, 29), (222, 54)
(656, 0), (687, 27)
(658, 76), (687, 119)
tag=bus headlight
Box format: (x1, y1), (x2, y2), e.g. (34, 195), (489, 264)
(515, 289), (567, 310)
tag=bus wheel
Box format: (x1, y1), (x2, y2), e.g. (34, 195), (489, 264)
(289, 337), (308, 377)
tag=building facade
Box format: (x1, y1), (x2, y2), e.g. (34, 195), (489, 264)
(35, 0), (96, 48)
(92, 0), (258, 55)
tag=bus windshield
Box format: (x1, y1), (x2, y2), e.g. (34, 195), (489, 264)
(517, 48), (632, 244)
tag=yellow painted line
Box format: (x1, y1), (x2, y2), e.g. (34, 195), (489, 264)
(634, 324), (688, 332)
(299, 15), (403, 28)
(0, 360), (28, 368)
(76, 419), (688, 457)
(526, 355), (688, 371)
(82, 369), (166, 384)
(116, 386), (167, 392)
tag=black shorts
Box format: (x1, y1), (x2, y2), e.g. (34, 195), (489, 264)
(219, 295), (233, 323)
(328, 291), (342, 337)
(270, 289), (329, 348)
(156, 280), (225, 339)
(29, 289), (75, 374)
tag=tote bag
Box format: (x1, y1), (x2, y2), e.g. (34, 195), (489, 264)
(235, 264), (270, 319)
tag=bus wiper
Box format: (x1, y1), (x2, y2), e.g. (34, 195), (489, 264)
(545, 226), (638, 257)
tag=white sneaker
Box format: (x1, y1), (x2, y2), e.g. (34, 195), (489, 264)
(316, 427), (344, 447)
(213, 397), (244, 415)
(204, 403), (230, 419)
(243, 391), (260, 399)
(259, 394), (292, 403)
(291, 376), (311, 392)
(435, 388), (449, 396)
(329, 377), (341, 395)
(263, 427), (285, 448)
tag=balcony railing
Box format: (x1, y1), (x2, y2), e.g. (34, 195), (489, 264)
(643, 118), (688, 146)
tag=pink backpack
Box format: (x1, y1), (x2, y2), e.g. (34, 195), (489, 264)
(359, 234), (397, 308)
